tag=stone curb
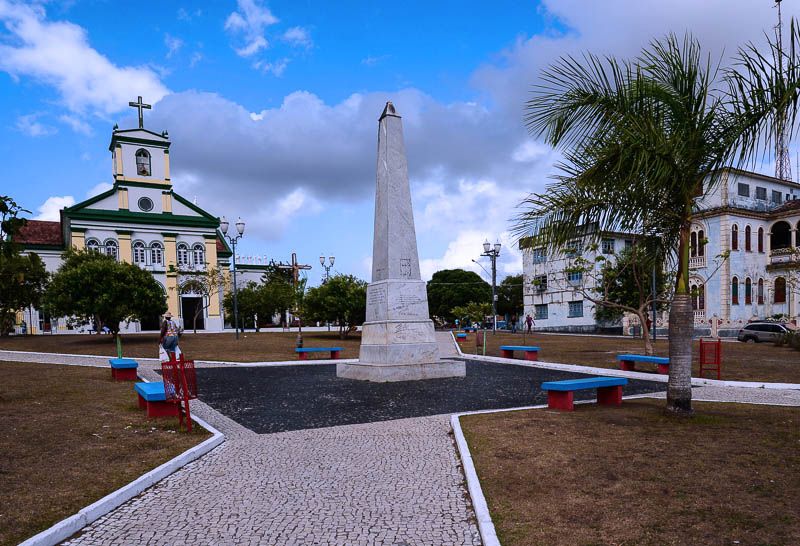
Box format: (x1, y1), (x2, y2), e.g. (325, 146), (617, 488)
(18, 385), (225, 546)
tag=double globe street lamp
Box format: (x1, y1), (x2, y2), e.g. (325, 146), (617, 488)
(480, 239), (502, 333)
(319, 255), (335, 282)
(220, 216), (245, 339)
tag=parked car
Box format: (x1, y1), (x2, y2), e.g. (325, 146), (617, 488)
(737, 322), (796, 343)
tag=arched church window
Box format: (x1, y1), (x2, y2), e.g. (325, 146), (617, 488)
(135, 149), (151, 176)
(150, 242), (163, 266)
(774, 277), (787, 304)
(731, 276), (739, 305)
(86, 238), (100, 252)
(758, 278), (764, 305)
(731, 224), (739, 251)
(133, 241), (147, 265)
(698, 230), (705, 256)
(690, 232), (697, 257)
(104, 239), (118, 260)
(745, 277), (752, 305)
(192, 244), (205, 268)
(745, 225), (751, 252)
(758, 227), (764, 253)
(177, 243), (190, 268)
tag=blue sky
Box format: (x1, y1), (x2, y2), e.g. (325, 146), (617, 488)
(0, 0), (794, 285)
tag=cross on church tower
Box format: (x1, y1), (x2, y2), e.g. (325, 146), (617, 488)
(128, 96), (151, 129)
(277, 252), (313, 289)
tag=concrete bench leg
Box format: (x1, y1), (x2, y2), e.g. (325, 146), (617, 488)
(525, 351), (539, 361)
(146, 401), (180, 418)
(657, 364), (669, 375)
(137, 394), (147, 410)
(547, 391), (574, 411)
(298, 352), (308, 360)
(501, 349), (514, 359)
(112, 368), (138, 381)
(331, 350), (340, 360)
(619, 360), (635, 372)
(597, 385), (623, 407)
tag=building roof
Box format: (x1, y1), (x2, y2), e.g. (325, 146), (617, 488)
(14, 220), (63, 247)
(772, 198), (800, 214)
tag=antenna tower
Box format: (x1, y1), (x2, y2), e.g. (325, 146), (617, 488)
(775, 0), (793, 181)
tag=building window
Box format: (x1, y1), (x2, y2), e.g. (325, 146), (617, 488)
(745, 225), (751, 252)
(533, 274), (548, 292)
(534, 304), (548, 320)
(135, 149), (151, 176)
(755, 186), (767, 200)
(758, 227), (764, 253)
(601, 238), (615, 255)
(104, 240), (118, 260)
(177, 243), (190, 268)
(772, 190), (783, 204)
(745, 277), (752, 305)
(138, 197), (154, 212)
(774, 277), (787, 304)
(565, 240), (582, 257)
(532, 247), (546, 264)
(568, 300), (584, 318)
(731, 276), (739, 305)
(567, 270), (583, 285)
(758, 278), (764, 305)
(150, 242), (163, 266)
(86, 238), (100, 252)
(691, 284), (705, 310)
(192, 244), (205, 268)
(624, 239), (634, 249)
(731, 224), (739, 250)
(690, 232), (697, 257)
(133, 241), (147, 265)
(698, 230), (705, 256)
(737, 183), (750, 197)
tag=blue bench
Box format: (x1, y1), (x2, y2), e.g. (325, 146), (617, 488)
(540, 376), (628, 411)
(295, 347), (343, 360)
(109, 358), (138, 381)
(500, 345), (540, 361)
(617, 354), (669, 375)
(134, 381), (179, 418)
(456, 333), (467, 343)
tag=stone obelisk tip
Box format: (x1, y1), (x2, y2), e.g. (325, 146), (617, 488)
(379, 101), (399, 120)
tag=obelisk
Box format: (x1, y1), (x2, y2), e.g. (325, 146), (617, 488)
(337, 102), (466, 382)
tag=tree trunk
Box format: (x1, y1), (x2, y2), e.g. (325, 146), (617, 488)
(636, 310), (654, 356)
(667, 217), (693, 416)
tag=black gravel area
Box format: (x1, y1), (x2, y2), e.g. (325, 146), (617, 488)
(196, 360), (666, 434)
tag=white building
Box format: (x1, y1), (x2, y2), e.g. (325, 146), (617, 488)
(522, 168), (800, 336)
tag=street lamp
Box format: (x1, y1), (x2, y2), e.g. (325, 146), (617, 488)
(480, 239), (502, 333)
(220, 216), (246, 339)
(319, 255), (335, 282)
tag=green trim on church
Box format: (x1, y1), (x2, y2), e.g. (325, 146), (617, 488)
(114, 180), (172, 190)
(65, 209), (219, 228)
(64, 187), (117, 212)
(171, 192), (219, 222)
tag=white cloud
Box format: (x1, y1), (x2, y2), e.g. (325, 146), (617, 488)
(85, 182), (112, 197)
(253, 57), (289, 77)
(361, 55), (389, 67)
(15, 113), (56, 137)
(165, 34), (184, 58)
(282, 26), (312, 48)
(224, 0), (278, 58)
(34, 195), (75, 221)
(0, 1), (169, 116)
(58, 114), (92, 135)
(189, 51), (203, 68)
(177, 8), (202, 22)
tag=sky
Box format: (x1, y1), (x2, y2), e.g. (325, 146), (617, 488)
(1, 0), (798, 286)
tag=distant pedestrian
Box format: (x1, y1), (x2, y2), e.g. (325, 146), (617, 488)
(159, 311), (182, 361)
(511, 315), (518, 334)
(525, 314), (534, 334)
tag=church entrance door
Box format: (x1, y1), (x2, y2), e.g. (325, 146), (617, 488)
(181, 296), (205, 331)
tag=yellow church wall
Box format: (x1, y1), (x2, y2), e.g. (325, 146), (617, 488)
(117, 232), (132, 263)
(162, 191), (173, 213)
(204, 237), (220, 318)
(163, 234), (179, 317)
(118, 188), (129, 210)
(164, 150), (171, 180)
(70, 231), (85, 250)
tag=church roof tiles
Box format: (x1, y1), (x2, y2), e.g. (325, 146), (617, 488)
(14, 220), (63, 247)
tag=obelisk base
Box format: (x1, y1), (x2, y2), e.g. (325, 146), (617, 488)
(336, 359), (465, 382)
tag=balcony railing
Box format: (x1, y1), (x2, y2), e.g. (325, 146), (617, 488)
(689, 255), (706, 269)
(769, 247), (799, 265)
(693, 309), (706, 324)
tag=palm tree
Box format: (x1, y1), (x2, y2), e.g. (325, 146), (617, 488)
(516, 29), (800, 415)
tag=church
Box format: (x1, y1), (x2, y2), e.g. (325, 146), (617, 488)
(14, 97), (257, 334)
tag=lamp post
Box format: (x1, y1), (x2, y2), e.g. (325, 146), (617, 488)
(220, 216), (246, 339)
(319, 255), (335, 282)
(480, 239), (502, 333)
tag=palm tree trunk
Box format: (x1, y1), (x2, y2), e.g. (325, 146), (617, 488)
(667, 217), (693, 416)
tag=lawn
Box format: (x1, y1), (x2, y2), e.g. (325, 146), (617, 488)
(0, 361), (210, 546)
(0, 331), (362, 362)
(462, 331), (800, 384)
(460, 399), (800, 546)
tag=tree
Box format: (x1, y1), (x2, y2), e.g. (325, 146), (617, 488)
(222, 281), (262, 330)
(496, 274), (524, 320)
(45, 249), (167, 337)
(0, 196), (48, 335)
(517, 30), (800, 415)
(451, 302), (493, 326)
(426, 269), (491, 323)
(303, 274), (367, 339)
(180, 267), (228, 333)
(260, 262), (296, 326)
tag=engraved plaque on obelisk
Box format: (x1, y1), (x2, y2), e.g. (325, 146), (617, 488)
(336, 102), (465, 382)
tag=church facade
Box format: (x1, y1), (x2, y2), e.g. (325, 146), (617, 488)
(522, 169), (800, 336)
(15, 103), (241, 334)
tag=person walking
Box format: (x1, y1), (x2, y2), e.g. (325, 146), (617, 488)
(525, 314), (534, 334)
(159, 311), (182, 361)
